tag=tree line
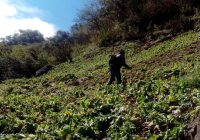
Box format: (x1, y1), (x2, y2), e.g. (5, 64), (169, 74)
(0, 30), (73, 81)
(71, 0), (200, 46)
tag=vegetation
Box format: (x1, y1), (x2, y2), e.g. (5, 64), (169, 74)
(2, 0), (200, 80)
(1, 31), (200, 139)
(1, 1), (200, 139)
(73, 0), (200, 46)
(0, 30), (73, 81)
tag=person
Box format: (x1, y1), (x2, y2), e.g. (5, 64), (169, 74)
(107, 49), (131, 85)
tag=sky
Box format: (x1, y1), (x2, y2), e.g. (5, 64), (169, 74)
(0, 0), (89, 38)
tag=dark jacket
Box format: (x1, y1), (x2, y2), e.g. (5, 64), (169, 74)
(109, 54), (130, 70)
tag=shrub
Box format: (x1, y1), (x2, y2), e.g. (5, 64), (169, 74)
(0, 57), (22, 81)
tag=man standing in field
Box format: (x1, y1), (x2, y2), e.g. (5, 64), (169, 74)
(107, 49), (131, 85)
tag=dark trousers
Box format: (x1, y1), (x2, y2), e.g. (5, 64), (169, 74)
(107, 69), (122, 85)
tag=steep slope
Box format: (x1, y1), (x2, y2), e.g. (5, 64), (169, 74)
(1, 31), (200, 139)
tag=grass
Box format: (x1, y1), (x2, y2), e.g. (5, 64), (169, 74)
(0, 31), (200, 139)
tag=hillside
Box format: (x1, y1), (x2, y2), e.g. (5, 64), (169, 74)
(1, 31), (200, 139)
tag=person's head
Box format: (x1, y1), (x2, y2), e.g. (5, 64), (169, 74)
(119, 49), (125, 56)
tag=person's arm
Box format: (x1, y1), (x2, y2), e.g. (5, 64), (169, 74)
(124, 62), (131, 69)
(122, 57), (131, 69)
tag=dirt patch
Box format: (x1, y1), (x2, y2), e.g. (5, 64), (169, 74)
(72, 76), (93, 86)
(184, 112), (200, 140)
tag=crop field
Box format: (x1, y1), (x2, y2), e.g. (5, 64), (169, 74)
(1, 31), (200, 139)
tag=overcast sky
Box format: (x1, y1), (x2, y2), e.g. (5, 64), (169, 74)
(0, 0), (89, 38)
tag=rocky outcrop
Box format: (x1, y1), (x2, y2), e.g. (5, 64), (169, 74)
(35, 65), (53, 77)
